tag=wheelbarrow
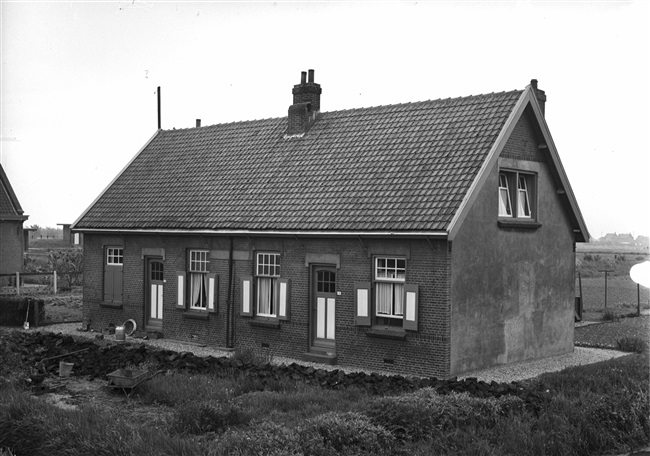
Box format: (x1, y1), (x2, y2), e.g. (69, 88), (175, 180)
(106, 368), (165, 395)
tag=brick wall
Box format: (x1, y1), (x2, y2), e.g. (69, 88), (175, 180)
(500, 110), (545, 163)
(83, 233), (452, 377)
(1, 221), (25, 285)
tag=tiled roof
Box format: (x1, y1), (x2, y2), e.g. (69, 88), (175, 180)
(75, 90), (523, 232)
(0, 164), (26, 218)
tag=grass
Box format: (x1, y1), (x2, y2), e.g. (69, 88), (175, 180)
(1, 354), (648, 456)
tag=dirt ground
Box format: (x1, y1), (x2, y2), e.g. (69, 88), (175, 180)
(1, 282), (647, 420)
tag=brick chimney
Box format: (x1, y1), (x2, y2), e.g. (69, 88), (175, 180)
(530, 79), (546, 116)
(287, 69), (321, 136)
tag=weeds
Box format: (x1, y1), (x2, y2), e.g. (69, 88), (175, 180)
(602, 309), (619, 321)
(616, 337), (648, 353)
(1, 354), (648, 456)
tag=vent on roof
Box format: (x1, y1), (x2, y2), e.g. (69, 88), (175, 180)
(286, 69), (321, 137)
(530, 79), (546, 116)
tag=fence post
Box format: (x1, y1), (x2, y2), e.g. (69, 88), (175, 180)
(16, 272), (21, 295)
(53, 271), (58, 295)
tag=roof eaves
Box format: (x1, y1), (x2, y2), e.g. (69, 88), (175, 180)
(526, 86), (590, 242)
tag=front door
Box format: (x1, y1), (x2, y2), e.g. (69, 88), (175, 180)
(311, 266), (336, 353)
(146, 258), (164, 331)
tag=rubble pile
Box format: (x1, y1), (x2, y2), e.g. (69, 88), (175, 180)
(3, 330), (547, 407)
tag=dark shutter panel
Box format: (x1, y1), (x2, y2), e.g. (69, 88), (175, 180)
(241, 276), (253, 316)
(176, 272), (186, 309)
(403, 284), (419, 331)
(207, 273), (218, 313)
(113, 265), (123, 302)
(277, 278), (291, 321)
(103, 260), (111, 301)
(354, 282), (371, 326)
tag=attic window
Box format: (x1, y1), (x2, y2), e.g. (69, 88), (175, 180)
(499, 171), (536, 219)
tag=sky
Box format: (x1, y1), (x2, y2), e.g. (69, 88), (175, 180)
(1, 1), (648, 239)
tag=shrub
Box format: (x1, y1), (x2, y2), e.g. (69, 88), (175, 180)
(171, 400), (250, 435)
(0, 385), (201, 456)
(211, 421), (303, 455)
(48, 250), (83, 288)
(365, 389), (523, 442)
(602, 309), (618, 321)
(616, 337), (647, 353)
(231, 346), (274, 365)
(300, 411), (394, 455)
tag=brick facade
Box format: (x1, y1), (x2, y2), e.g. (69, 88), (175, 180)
(83, 233), (452, 377)
(0, 221), (25, 284)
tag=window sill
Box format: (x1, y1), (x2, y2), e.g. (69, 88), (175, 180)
(182, 310), (209, 320)
(367, 327), (407, 340)
(100, 302), (123, 309)
(497, 219), (542, 230)
(249, 318), (280, 329)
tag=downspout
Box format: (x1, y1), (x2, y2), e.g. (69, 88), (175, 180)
(226, 236), (235, 348)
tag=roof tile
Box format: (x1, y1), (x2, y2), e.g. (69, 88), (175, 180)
(76, 90), (523, 232)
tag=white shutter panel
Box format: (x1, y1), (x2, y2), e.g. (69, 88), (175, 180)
(277, 278), (290, 321)
(176, 272), (186, 309)
(354, 282), (371, 326)
(241, 276), (253, 316)
(403, 284), (418, 331)
(207, 273), (217, 313)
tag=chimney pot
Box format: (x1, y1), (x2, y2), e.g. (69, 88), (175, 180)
(288, 70), (322, 136)
(530, 79), (546, 117)
(196, 119), (201, 127)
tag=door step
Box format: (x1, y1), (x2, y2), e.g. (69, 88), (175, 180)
(301, 352), (337, 365)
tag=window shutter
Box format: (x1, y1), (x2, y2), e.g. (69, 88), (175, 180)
(403, 284), (419, 331)
(277, 278), (291, 320)
(113, 265), (123, 302)
(354, 282), (371, 326)
(207, 273), (217, 313)
(241, 276), (253, 316)
(176, 272), (186, 309)
(103, 261), (111, 301)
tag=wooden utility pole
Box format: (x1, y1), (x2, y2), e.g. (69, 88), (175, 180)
(598, 269), (615, 308)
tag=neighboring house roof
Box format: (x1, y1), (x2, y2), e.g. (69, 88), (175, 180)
(73, 78), (589, 241)
(0, 164), (28, 222)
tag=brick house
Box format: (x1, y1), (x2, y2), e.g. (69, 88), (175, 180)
(72, 71), (589, 377)
(1, 164), (29, 285)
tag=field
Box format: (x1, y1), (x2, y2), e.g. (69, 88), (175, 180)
(576, 246), (649, 321)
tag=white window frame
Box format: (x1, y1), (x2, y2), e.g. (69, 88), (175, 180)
(517, 174), (532, 218)
(374, 257), (406, 319)
(188, 250), (209, 310)
(499, 170), (535, 219)
(498, 173), (513, 217)
(106, 247), (124, 265)
(256, 252), (281, 317)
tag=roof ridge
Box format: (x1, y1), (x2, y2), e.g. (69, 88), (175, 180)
(327, 89), (522, 114)
(162, 89), (523, 132)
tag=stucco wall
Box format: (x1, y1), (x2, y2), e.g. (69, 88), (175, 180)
(82, 233), (452, 377)
(450, 112), (576, 376)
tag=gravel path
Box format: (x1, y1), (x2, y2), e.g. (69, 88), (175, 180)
(30, 320), (644, 384)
